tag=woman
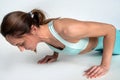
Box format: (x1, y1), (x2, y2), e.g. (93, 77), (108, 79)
(1, 9), (120, 79)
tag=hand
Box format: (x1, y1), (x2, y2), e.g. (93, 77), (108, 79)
(37, 53), (58, 64)
(84, 65), (109, 79)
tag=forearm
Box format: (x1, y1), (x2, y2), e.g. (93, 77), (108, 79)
(101, 26), (116, 68)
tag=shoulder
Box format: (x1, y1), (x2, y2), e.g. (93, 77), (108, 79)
(53, 18), (87, 38)
(53, 18), (84, 30)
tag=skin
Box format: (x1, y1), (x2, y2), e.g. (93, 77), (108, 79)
(5, 18), (116, 79)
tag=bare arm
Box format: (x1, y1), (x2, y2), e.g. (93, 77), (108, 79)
(101, 27), (116, 68)
(80, 22), (116, 78)
(84, 28), (115, 78)
(82, 22), (116, 68)
(61, 19), (116, 78)
(86, 22), (116, 68)
(63, 20), (116, 66)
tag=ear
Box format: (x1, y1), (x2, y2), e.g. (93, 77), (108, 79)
(30, 25), (38, 35)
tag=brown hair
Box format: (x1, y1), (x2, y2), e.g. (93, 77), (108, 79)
(1, 9), (58, 37)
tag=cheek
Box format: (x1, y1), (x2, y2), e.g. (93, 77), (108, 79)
(31, 42), (38, 50)
(24, 37), (38, 49)
(32, 41), (38, 47)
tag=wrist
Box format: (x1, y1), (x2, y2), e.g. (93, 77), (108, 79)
(101, 59), (111, 69)
(100, 64), (110, 70)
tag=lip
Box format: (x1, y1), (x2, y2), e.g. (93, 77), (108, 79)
(26, 48), (31, 50)
(26, 47), (36, 51)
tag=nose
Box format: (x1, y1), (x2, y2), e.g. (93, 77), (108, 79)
(18, 46), (25, 52)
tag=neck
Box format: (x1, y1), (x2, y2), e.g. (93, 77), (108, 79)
(38, 24), (52, 43)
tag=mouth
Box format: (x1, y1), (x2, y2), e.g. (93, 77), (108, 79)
(26, 48), (32, 50)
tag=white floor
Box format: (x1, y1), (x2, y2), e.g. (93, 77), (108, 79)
(0, 34), (120, 80)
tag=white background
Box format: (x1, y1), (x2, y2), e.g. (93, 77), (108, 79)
(0, 0), (120, 80)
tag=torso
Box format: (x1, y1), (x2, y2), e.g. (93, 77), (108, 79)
(48, 36), (98, 54)
(80, 37), (98, 54)
(46, 18), (98, 54)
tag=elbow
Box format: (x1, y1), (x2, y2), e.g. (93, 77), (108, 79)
(110, 25), (116, 31)
(106, 25), (116, 37)
(110, 25), (116, 34)
(104, 24), (116, 37)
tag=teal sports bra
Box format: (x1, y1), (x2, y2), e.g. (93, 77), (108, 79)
(46, 21), (89, 55)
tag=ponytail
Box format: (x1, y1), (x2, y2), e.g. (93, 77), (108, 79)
(30, 9), (59, 26)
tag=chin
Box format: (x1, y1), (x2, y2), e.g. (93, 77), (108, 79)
(31, 47), (36, 52)
(34, 49), (37, 52)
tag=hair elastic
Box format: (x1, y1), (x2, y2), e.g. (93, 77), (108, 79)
(29, 12), (34, 18)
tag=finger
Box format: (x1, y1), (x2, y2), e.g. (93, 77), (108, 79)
(86, 66), (99, 79)
(94, 72), (103, 78)
(38, 56), (50, 64)
(84, 67), (93, 72)
(94, 70), (106, 78)
(84, 66), (94, 76)
(94, 66), (108, 78)
(42, 55), (57, 63)
(88, 67), (101, 78)
(47, 58), (56, 63)
(40, 57), (51, 64)
(92, 69), (105, 78)
(86, 66), (97, 75)
(93, 69), (102, 78)
(37, 58), (45, 64)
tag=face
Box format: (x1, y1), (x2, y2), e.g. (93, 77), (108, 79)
(6, 34), (39, 52)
